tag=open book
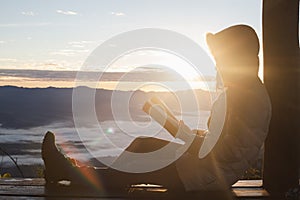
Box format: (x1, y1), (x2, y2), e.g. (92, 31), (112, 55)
(143, 97), (180, 137)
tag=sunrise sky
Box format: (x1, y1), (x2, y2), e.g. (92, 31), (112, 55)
(0, 0), (263, 89)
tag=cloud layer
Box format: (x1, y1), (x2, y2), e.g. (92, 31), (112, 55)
(21, 11), (37, 16)
(110, 12), (125, 16)
(0, 68), (201, 82)
(56, 10), (78, 16)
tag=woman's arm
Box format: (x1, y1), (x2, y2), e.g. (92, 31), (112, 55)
(177, 121), (206, 155)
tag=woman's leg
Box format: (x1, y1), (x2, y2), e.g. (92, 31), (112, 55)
(42, 132), (185, 191)
(101, 136), (184, 190)
(94, 161), (184, 191)
(125, 136), (178, 153)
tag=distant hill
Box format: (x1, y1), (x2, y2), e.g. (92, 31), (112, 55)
(0, 86), (214, 129)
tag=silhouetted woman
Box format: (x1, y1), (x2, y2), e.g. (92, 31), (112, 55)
(42, 24), (271, 192)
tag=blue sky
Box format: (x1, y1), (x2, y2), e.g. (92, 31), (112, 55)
(0, 1), (263, 89)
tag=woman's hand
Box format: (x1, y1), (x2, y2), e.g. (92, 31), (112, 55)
(178, 120), (192, 133)
(192, 129), (207, 137)
(176, 120), (192, 141)
(178, 120), (207, 137)
(177, 121), (206, 155)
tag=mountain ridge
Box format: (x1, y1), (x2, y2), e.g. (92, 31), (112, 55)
(0, 86), (214, 129)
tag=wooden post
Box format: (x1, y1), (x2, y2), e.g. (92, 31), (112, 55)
(263, 0), (299, 195)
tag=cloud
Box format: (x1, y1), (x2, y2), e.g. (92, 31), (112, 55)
(50, 49), (90, 56)
(0, 69), (188, 82)
(68, 41), (94, 45)
(0, 41), (5, 44)
(0, 58), (17, 62)
(70, 44), (84, 48)
(0, 23), (50, 28)
(0, 69), (76, 81)
(110, 12), (125, 16)
(21, 11), (37, 16)
(68, 41), (95, 48)
(56, 10), (78, 16)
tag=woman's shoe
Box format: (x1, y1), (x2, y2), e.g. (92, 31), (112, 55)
(42, 131), (75, 184)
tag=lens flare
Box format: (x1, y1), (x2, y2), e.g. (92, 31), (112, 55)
(105, 127), (114, 134)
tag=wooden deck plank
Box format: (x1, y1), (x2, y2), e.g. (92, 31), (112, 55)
(233, 188), (269, 198)
(0, 178), (45, 186)
(232, 180), (262, 188)
(0, 178), (262, 187)
(0, 185), (45, 197)
(0, 178), (270, 199)
(0, 196), (45, 200)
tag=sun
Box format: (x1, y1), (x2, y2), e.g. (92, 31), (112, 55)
(110, 50), (201, 81)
